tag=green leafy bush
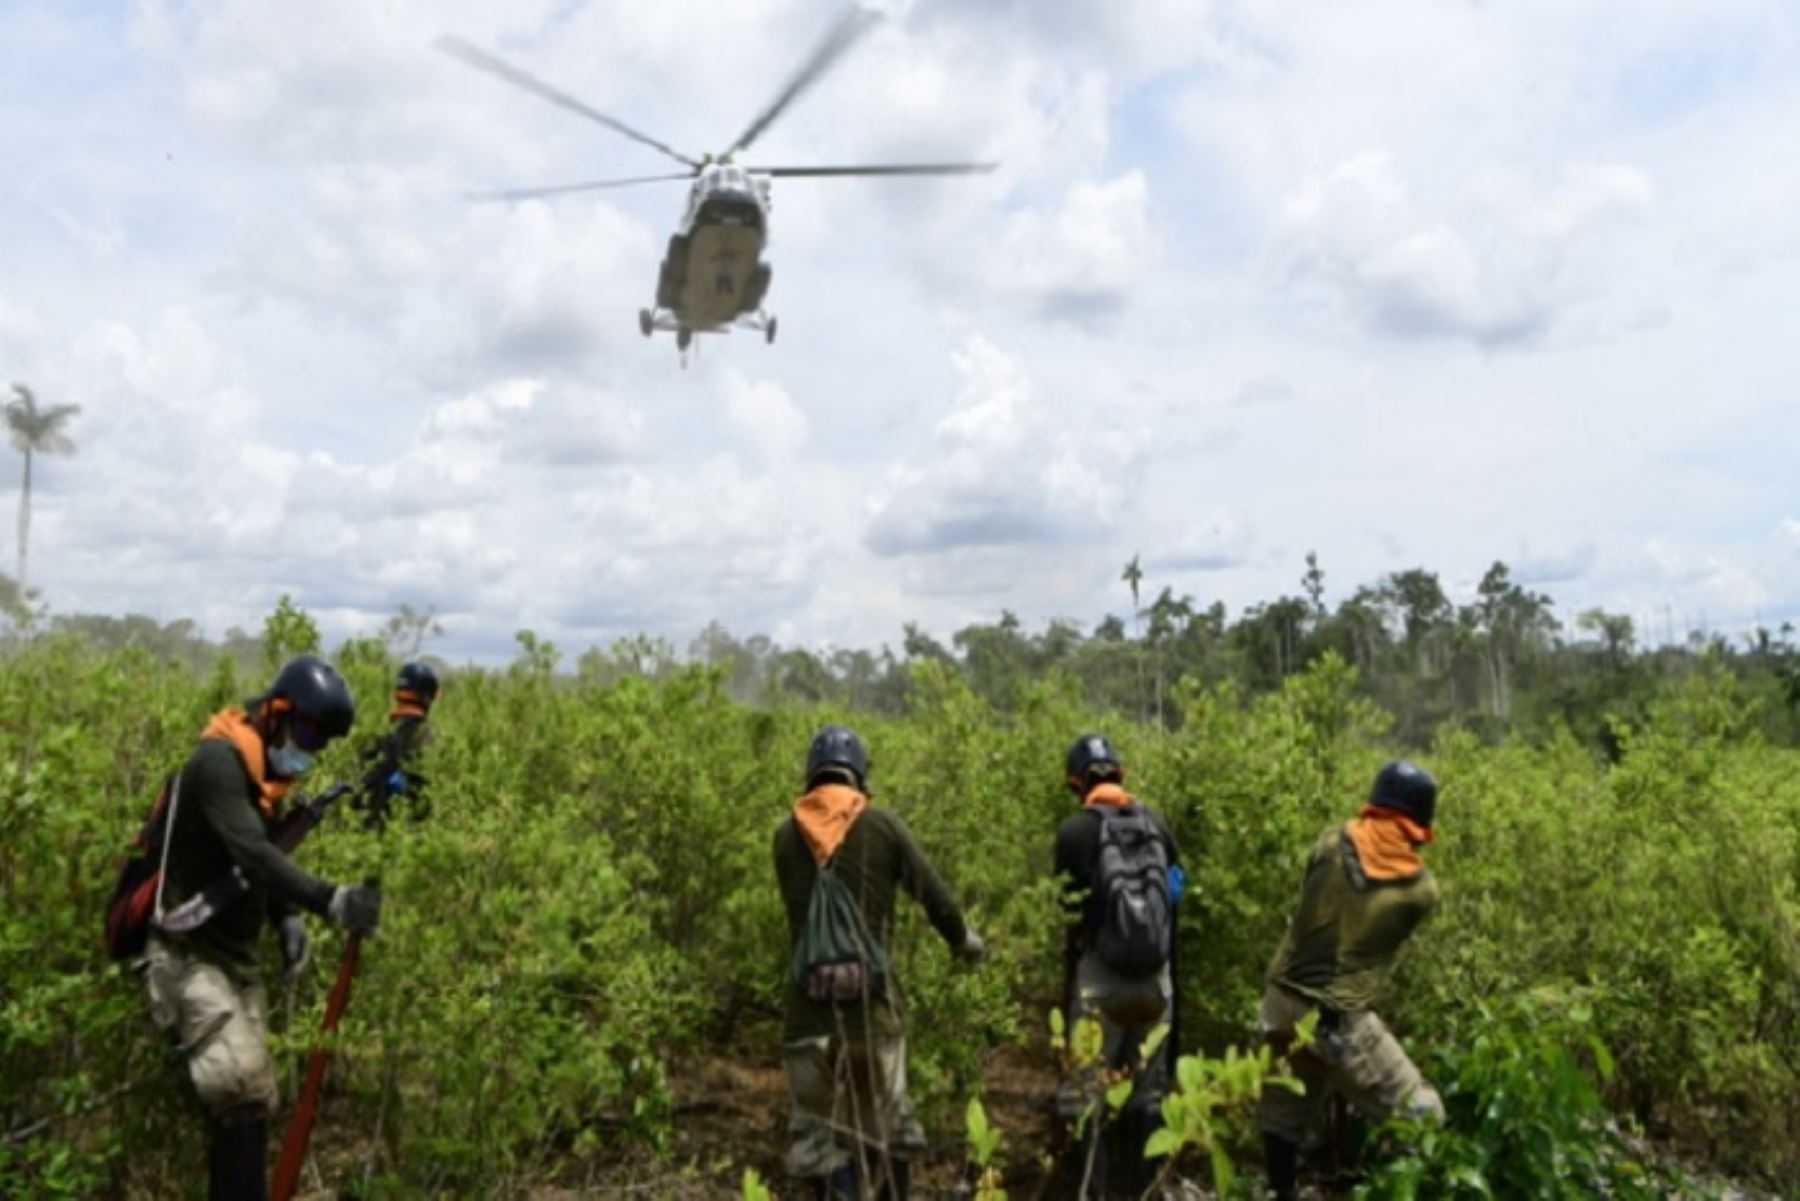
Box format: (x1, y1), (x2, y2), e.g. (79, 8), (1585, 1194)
(1, 626), (1795, 1194)
(1355, 997), (1685, 1200)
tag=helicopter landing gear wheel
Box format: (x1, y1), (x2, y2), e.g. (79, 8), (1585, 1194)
(638, 308), (653, 338)
(765, 316), (778, 345)
(676, 327), (692, 352)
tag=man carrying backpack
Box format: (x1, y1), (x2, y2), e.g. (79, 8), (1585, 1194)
(1258, 760), (1446, 1201)
(357, 661), (438, 828)
(143, 655), (382, 1201)
(772, 725), (986, 1201)
(1053, 734), (1181, 1200)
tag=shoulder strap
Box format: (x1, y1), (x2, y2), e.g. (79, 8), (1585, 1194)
(1095, 800), (1146, 829)
(152, 771), (182, 921)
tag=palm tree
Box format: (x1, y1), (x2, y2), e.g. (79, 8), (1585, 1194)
(1121, 553), (1146, 719)
(5, 384), (80, 591)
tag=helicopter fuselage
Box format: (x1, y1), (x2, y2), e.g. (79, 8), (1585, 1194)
(646, 166), (775, 344)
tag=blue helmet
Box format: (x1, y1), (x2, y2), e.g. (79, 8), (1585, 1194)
(805, 725), (868, 789)
(1065, 733), (1122, 791)
(1370, 760), (1437, 828)
(395, 661), (440, 706)
(267, 654), (355, 743)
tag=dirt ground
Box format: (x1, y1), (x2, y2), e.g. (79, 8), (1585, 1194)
(576, 1040), (1077, 1200)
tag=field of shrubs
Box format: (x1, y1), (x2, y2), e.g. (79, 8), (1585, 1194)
(2, 624), (1796, 1197)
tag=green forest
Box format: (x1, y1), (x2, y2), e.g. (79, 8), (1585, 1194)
(10, 553), (1800, 750)
(2, 577), (1798, 1198)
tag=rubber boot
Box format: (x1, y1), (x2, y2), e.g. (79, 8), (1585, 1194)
(874, 1157), (910, 1201)
(817, 1163), (861, 1201)
(1119, 1109), (1156, 1199)
(208, 1109), (268, 1201)
(1263, 1132), (1299, 1201)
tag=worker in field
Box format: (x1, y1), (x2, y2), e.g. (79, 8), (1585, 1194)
(356, 661), (439, 828)
(1052, 734), (1183, 1200)
(1258, 759), (1446, 1201)
(143, 654), (382, 1201)
(773, 724), (987, 1201)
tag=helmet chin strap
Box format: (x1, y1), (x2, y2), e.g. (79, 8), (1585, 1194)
(258, 695), (290, 729)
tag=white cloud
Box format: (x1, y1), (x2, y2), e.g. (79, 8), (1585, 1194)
(1277, 154), (1652, 347)
(723, 371), (808, 463)
(986, 171), (1154, 321)
(217, 176), (658, 377)
(1512, 543), (1600, 587)
(1628, 539), (1771, 618)
(865, 332), (1137, 556)
(418, 377), (644, 471)
(1154, 510), (1254, 574)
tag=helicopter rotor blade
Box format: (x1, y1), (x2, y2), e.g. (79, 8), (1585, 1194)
(434, 36), (700, 170)
(721, 7), (879, 161)
(465, 173), (696, 202)
(757, 163), (999, 178)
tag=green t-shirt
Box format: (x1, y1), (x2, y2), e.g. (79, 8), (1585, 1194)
(1266, 822), (1439, 1013)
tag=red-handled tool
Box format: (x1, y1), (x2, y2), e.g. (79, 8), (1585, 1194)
(271, 876), (377, 1201)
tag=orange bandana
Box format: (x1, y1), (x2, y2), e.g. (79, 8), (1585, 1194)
(1345, 806), (1430, 880)
(793, 783), (868, 866)
(1083, 782), (1132, 808)
(200, 709), (291, 817)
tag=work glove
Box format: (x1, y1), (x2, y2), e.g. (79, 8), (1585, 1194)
(958, 929), (987, 963)
(328, 883), (382, 936)
(278, 914), (310, 981)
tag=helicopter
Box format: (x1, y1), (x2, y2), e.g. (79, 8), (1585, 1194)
(436, 10), (994, 358)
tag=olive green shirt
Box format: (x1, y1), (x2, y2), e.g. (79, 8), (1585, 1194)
(772, 805), (968, 1040)
(1266, 822), (1439, 1013)
(160, 739), (335, 975)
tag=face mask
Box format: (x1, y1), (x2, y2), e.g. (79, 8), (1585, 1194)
(268, 740), (315, 778)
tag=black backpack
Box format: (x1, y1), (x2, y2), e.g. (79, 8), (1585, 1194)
(1091, 803), (1173, 978)
(789, 852), (890, 1005)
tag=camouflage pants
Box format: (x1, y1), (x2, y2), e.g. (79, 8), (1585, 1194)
(1256, 985), (1443, 1146)
(145, 937), (277, 1116)
(1058, 950), (1173, 1122)
(782, 1020), (926, 1179)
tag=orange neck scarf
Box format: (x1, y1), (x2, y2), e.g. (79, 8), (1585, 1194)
(1083, 782), (1132, 808)
(793, 783), (868, 866)
(200, 709), (291, 817)
(389, 689), (429, 722)
(1345, 806), (1430, 880)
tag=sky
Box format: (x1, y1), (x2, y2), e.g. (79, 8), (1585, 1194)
(1, 0), (1797, 664)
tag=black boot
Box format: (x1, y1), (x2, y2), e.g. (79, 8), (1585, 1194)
(874, 1156), (910, 1201)
(208, 1109), (268, 1201)
(1263, 1132), (1299, 1201)
(817, 1163), (861, 1201)
(1119, 1109), (1156, 1199)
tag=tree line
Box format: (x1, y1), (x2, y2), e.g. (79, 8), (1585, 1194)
(9, 554), (1798, 752)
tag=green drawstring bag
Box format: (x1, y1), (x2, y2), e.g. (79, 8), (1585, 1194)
(790, 857), (890, 1004)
